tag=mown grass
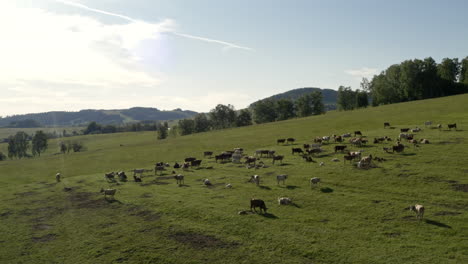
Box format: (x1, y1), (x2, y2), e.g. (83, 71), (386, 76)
(0, 94), (467, 264)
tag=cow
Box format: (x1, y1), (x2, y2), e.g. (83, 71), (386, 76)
(306, 148), (321, 155)
(117, 171), (127, 182)
(343, 155), (354, 164)
(400, 128), (410, 132)
(244, 156), (257, 165)
(334, 145), (347, 153)
(203, 151), (213, 158)
(184, 157), (196, 163)
(55, 173), (61, 183)
(302, 155), (313, 162)
(174, 174), (184, 185)
(277, 138), (286, 145)
(287, 138), (295, 144)
(310, 177), (320, 187)
(272, 155), (284, 164)
(154, 165), (165, 175)
(292, 148), (304, 155)
(409, 204), (425, 221)
(250, 175), (260, 186)
(173, 162), (181, 169)
(314, 137), (323, 143)
(303, 143), (310, 149)
(392, 143), (405, 153)
(278, 197), (292, 205)
(420, 138), (430, 144)
(448, 123), (457, 130)
(322, 136), (331, 143)
(342, 133), (352, 138)
(334, 135), (343, 143)
(384, 122), (391, 128)
(190, 159), (202, 167)
(133, 175), (142, 182)
(250, 199), (267, 214)
(100, 188), (116, 199)
(105, 172), (116, 182)
(276, 174), (288, 185)
(398, 133), (414, 141)
(203, 179), (212, 186)
(354, 131), (362, 136)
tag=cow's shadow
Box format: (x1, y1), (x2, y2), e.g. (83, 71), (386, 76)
(259, 185), (271, 190)
(260, 213), (278, 219)
(425, 219), (451, 228)
(320, 187), (334, 193)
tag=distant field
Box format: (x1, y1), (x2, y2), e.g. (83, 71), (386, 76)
(0, 126), (83, 139)
(0, 94), (467, 264)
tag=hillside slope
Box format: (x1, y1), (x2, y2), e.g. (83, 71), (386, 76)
(0, 94), (467, 264)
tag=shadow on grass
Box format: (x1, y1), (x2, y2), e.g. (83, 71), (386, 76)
(401, 153), (417, 156)
(105, 198), (123, 204)
(279, 163), (293, 166)
(260, 213), (278, 219)
(320, 187), (334, 193)
(259, 185), (271, 190)
(425, 219), (452, 229)
(286, 185), (299, 190)
(291, 203), (302, 208)
(178, 184), (190, 187)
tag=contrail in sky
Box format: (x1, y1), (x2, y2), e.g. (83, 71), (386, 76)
(56, 0), (253, 51)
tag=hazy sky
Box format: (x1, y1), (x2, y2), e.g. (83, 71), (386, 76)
(1, 0), (467, 116)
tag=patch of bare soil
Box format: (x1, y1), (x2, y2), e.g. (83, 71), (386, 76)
(68, 192), (110, 209)
(452, 184), (468, 192)
(32, 233), (57, 243)
(434, 211), (461, 216)
(170, 232), (239, 249)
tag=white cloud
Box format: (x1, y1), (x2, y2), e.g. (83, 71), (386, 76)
(345, 67), (378, 80)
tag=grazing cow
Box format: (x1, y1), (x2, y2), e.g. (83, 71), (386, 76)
(272, 155), (284, 164)
(360, 154), (373, 164)
(250, 175), (260, 186)
(303, 143), (310, 149)
(267, 150), (276, 158)
(384, 122), (391, 128)
(424, 121), (432, 127)
(302, 155), (313, 162)
(334, 145), (347, 153)
(342, 133), (352, 138)
(411, 127), (422, 133)
(184, 157), (196, 163)
(276, 174), (288, 185)
(322, 136), (331, 143)
(155, 162), (164, 167)
(437, 124), (442, 129)
(117, 171), (127, 182)
(448, 123), (457, 130)
(343, 155), (354, 164)
(154, 165), (165, 175)
(310, 177), (320, 187)
(244, 156), (257, 165)
(173, 162), (181, 169)
(278, 197), (292, 205)
(182, 162), (190, 170)
(314, 137), (323, 143)
(400, 128), (410, 132)
(231, 153), (242, 163)
(392, 143), (405, 153)
(287, 138), (295, 144)
(409, 204), (425, 221)
(259, 150), (270, 157)
(292, 148), (304, 155)
(306, 148), (321, 155)
(133, 175), (142, 182)
(398, 133), (414, 141)
(190, 159), (202, 167)
(100, 188), (116, 199)
(334, 135), (343, 143)
(250, 199), (267, 214)
(348, 151), (362, 160)
(203, 179), (212, 186)
(349, 137), (362, 147)
(105, 172), (116, 182)
(277, 138), (286, 145)
(420, 138), (430, 144)
(225, 183), (232, 189)
(203, 151), (213, 157)
(319, 162), (324, 166)
(174, 174), (184, 185)
(55, 173), (61, 183)
(132, 169), (150, 178)
(354, 131), (362, 136)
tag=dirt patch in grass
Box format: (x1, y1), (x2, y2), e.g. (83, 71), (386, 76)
(452, 184), (468, 192)
(170, 232), (239, 249)
(19, 206), (63, 217)
(127, 206), (161, 221)
(434, 211), (461, 216)
(68, 192), (110, 209)
(32, 233), (57, 243)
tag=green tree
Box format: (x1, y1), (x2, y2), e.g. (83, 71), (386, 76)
(83, 121), (101, 134)
(194, 113), (211, 133)
(236, 109), (253, 127)
(355, 90), (369, 108)
(157, 123), (168, 139)
(276, 99), (295, 120)
(7, 131), (30, 159)
(337, 86), (356, 110)
(460, 56), (468, 84)
(311, 91), (325, 115)
(32, 130), (48, 156)
(178, 119), (195, 135)
(0, 152), (6, 161)
(252, 100), (277, 123)
(209, 104), (236, 129)
(59, 141), (68, 154)
(437, 58), (460, 82)
(296, 93), (313, 117)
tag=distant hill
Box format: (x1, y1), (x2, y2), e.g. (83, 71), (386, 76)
(250, 87), (338, 110)
(0, 107), (198, 127)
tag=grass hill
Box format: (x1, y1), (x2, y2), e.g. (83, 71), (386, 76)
(0, 94), (467, 263)
(250, 87), (338, 110)
(0, 107), (198, 127)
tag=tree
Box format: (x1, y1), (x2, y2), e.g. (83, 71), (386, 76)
(310, 91), (325, 115)
(32, 130), (48, 156)
(178, 119), (195, 135)
(460, 56), (468, 84)
(252, 100), (277, 123)
(157, 123), (168, 139)
(0, 152), (6, 161)
(7, 131), (30, 159)
(236, 109), (253, 127)
(209, 104), (236, 129)
(194, 113), (211, 133)
(275, 99), (295, 120)
(83, 121), (101, 134)
(295, 94), (313, 117)
(337, 86), (356, 110)
(60, 141), (68, 154)
(437, 58), (460, 82)
(355, 90), (369, 108)
(102, 125), (117, 134)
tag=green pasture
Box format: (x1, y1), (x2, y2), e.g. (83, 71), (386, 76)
(0, 94), (467, 264)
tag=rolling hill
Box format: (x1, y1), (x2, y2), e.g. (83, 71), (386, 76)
(0, 107), (198, 127)
(0, 94), (467, 263)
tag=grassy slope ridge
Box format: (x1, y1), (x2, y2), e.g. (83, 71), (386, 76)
(0, 94), (467, 264)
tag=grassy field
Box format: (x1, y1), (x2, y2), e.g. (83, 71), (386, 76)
(0, 126), (82, 139)
(0, 94), (467, 264)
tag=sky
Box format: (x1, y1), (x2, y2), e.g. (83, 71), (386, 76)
(1, 0), (467, 116)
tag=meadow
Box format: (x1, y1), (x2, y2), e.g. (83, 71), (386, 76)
(0, 94), (467, 264)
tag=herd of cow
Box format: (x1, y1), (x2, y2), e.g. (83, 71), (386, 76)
(58, 121), (458, 219)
